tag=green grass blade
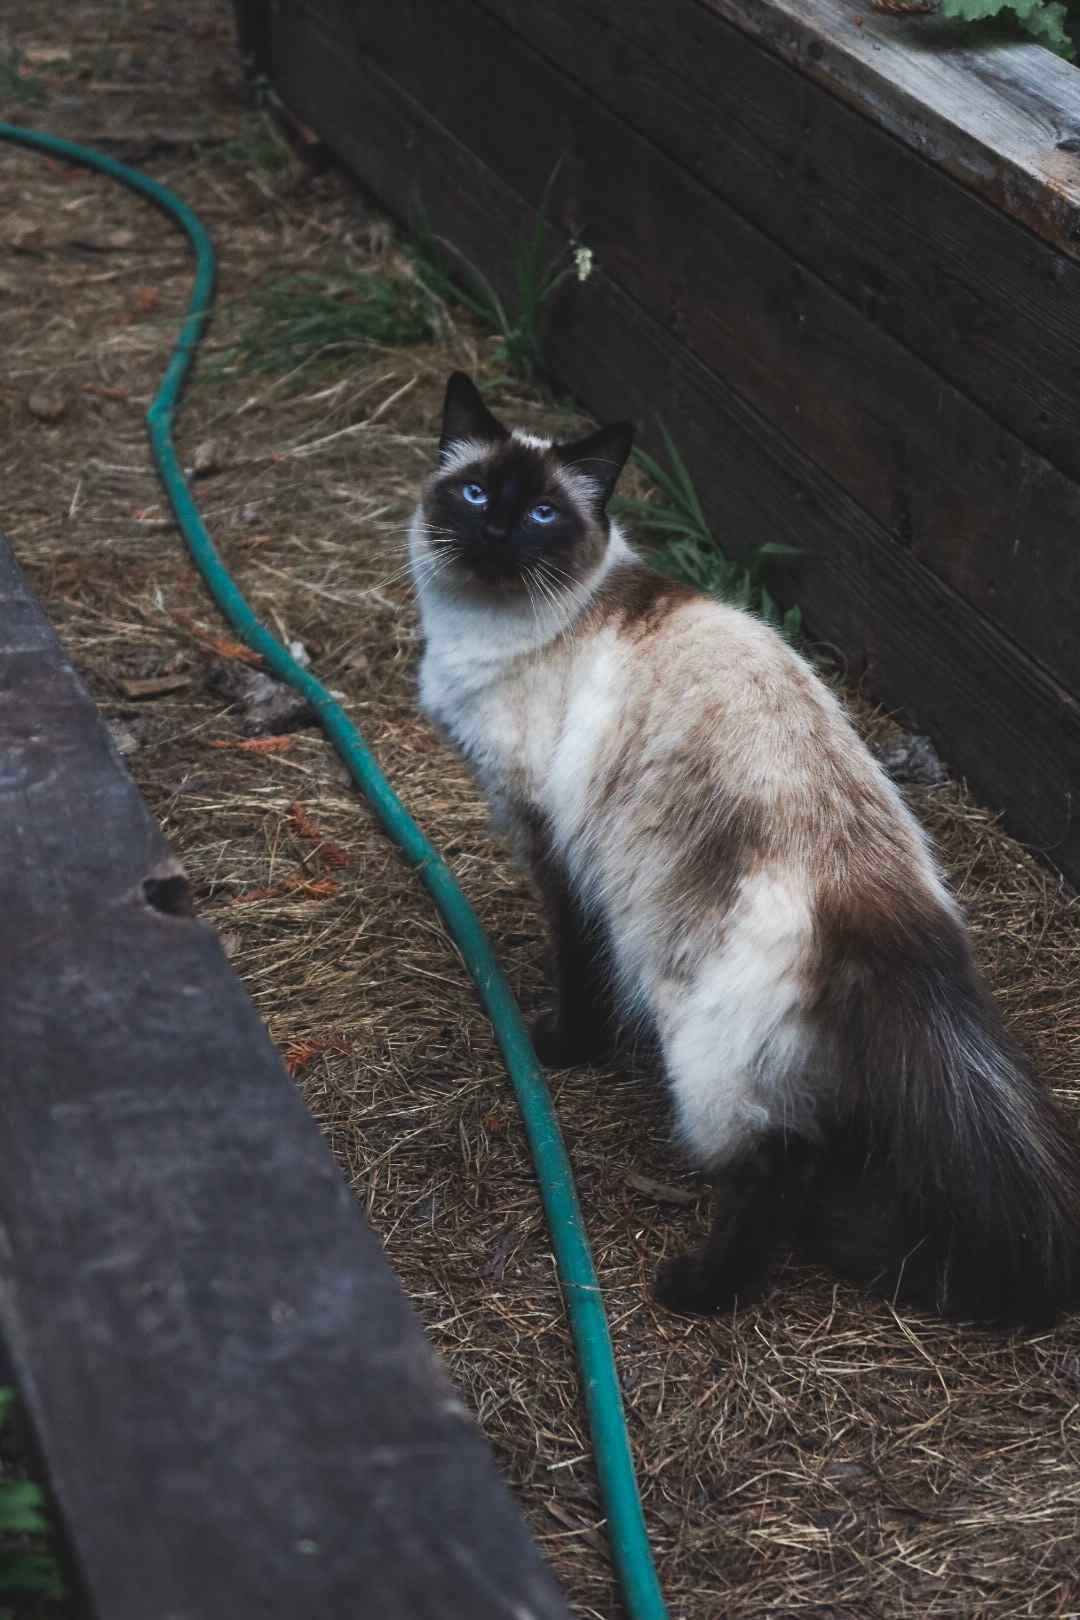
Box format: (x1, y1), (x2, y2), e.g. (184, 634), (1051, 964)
(0, 1553), (63, 1598)
(0, 1485), (47, 1537)
(754, 541), (803, 560)
(629, 447), (685, 512)
(624, 511), (708, 539)
(657, 423), (710, 537)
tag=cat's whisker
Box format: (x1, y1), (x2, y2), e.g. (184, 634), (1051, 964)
(380, 521), (458, 546)
(389, 545), (456, 596)
(536, 557), (580, 600)
(368, 556), (434, 592)
(534, 562), (579, 653)
(532, 566), (567, 638)
(521, 568), (544, 641)
(411, 554), (454, 591)
(526, 561), (557, 618)
(537, 558), (576, 587)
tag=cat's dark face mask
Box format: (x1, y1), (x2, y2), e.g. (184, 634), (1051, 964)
(423, 372), (633, 591)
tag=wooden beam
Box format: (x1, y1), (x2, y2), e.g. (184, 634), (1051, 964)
(703, 0), (1080, 260)
(254, 38), (1080, 883)
(0, 535), (572, 1620)
(481, 0), (1080, 489)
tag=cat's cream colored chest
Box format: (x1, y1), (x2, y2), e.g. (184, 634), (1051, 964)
(420, 647), (565, 803)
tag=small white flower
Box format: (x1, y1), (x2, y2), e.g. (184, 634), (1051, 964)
(574, 245), (594, 283)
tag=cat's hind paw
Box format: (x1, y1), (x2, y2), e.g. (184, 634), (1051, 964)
(652, 1250), (771, 1317)
(529, 1010), (609, 1069)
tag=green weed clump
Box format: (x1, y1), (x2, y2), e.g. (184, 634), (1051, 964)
(937, 0), (1076, 55)
(0, 1390), (62, 1614)
(229, 269), (434, 372)
(615, 425), (802, 639)
(215, 111), (293, 174)
(0, 53), (47, 105)
(411, 165), (590, 382)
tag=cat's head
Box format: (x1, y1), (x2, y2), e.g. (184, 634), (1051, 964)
(415, 372), (633, 593)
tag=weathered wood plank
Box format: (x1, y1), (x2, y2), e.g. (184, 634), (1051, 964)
(481, 0), (1080, 488)
(0, 535), (572, 1620)
(284, 0), (1080, 700)
(703, 0), (1080, 259)
(258, 41), (1080, 883)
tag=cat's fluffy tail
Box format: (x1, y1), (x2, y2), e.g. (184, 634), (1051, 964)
(812, 908), (1080, 1327)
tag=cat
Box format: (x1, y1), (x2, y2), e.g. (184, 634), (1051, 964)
(408, 370), (1080, 1328)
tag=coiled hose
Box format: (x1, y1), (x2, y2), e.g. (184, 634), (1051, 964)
(0, 121), (669, 1620)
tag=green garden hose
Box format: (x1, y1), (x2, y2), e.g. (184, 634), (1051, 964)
(0, 122), (669, 1620)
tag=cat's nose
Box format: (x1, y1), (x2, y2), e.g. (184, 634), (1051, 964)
(484, 523), (510, 542)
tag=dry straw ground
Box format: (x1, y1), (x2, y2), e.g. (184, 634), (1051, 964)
(3, 3), (1080, 1616)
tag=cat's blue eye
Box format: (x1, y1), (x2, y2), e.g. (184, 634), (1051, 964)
(461, 483), (488, 507)
(530, 503), (558, 525)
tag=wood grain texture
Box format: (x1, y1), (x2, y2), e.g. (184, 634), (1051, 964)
(482, 0), (1080, 488)
(703, 0), (1080, 258)
(0, 536), (571, 1620)
(259, 38), (1080, 883)
(287, 0), (1080, 700)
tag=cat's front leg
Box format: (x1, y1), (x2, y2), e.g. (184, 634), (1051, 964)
(520, 814), (615, 1068)
(653, 1131), (822, 1314)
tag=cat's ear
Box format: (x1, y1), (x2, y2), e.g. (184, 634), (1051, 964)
(439, 372), (507, 462)
(553, 421), (634, 509)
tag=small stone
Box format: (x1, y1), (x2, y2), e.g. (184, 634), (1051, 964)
(116, 672), (193, 699)
(26, 388), (67, 423)
(105, 721), (139, 757)
(286, 639), (311, 669)
(69, 228), (138, 253)
(624, 1170), (700, 1206)
(7, 217), (45, 254)
(192, 438), (222, 478)
(205, 661), (315, 737)
(873, 731), (949, 788)
(24, 45), (72, 65)
(343, 649), (370, 673)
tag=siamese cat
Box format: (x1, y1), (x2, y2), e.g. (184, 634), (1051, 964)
(408, 370), (1080, 1327)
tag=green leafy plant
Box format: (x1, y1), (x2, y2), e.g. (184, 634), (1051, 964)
(0, 1390), (63, 1611)
(0, 53), (47, 105)
(615, 425), (802, 639)
(228, 269), (435, 371)
(215, 110), (293, 174)
(939, 0), (1077, 56)
(410, 165), (592, 381)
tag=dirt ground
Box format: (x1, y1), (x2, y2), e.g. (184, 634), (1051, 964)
(3, 3), (1080, 1617)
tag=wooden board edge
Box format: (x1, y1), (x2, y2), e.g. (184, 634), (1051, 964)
(702, 0), (1080, 259)
(478, 0), (1080, 487)
(0, 532), (574, 1620)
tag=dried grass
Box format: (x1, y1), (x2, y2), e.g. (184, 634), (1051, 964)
(3, 3), (1080, 1616)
